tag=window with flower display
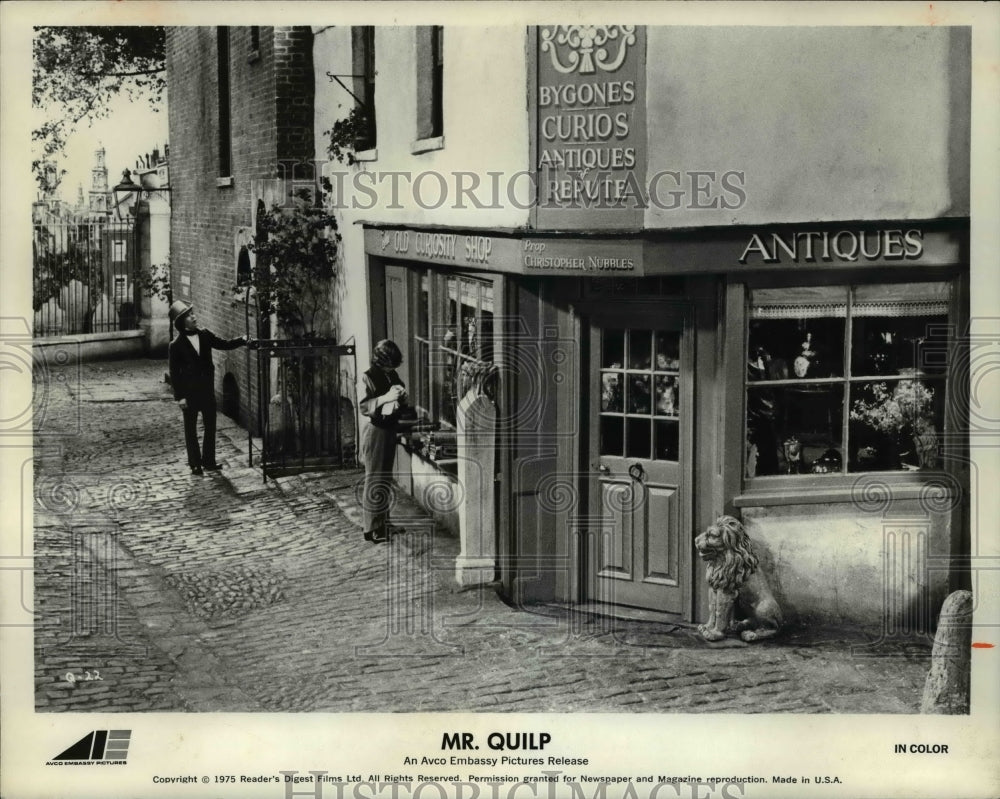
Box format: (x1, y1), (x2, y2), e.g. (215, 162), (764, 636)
(745, 282), (951, 479)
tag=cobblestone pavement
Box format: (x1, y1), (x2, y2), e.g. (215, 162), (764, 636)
(31, 358), (933, 714)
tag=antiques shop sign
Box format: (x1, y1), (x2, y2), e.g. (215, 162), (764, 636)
(534, 25), (647, 230)
(739, 228), (926, 265)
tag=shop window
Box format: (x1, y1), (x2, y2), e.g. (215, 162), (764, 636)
(745, 282), (951, 479)
(411, 270), (493, 427)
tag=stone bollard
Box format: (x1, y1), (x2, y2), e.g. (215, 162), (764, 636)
(920, 589), (972, 714)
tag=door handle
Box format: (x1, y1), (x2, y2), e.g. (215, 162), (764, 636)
(628, 462), (645, 482)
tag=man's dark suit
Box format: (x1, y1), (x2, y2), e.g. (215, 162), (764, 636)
(168, 329), (245, 469)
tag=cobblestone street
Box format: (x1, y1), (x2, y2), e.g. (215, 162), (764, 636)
(32, 358), (933, 714)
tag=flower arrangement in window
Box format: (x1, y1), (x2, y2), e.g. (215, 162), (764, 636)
(325, 105), (371, 166)
(850, 379), (938, 469)
(850, 379), (933, 434)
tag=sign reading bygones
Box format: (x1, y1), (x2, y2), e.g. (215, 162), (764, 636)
(534, 26), (647, 230)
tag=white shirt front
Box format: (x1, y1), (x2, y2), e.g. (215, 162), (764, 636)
(186, 332), (200, 355)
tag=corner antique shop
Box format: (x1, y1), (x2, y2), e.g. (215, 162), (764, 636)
(363, 221), (968, 630)
(343, 25), (970, 631)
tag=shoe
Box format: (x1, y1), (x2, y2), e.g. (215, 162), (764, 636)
(364, 529), (389, 544)
(190, 466), (204, 475)
(203, 463), (223, 471)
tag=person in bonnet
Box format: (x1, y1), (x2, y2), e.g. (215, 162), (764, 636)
(359, 339), (410, 543)
(167, 301), (249, 475)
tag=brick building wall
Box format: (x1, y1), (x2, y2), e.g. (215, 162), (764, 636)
(166, 26), (315, 432)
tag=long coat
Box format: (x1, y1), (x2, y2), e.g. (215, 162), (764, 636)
(168, 330), (245, 408)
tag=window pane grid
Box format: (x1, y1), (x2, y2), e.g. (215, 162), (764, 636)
(599, 328), (679, 460)
(746, 283), (950, 478)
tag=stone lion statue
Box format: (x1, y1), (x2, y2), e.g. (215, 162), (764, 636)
(694, 515), (782, 642)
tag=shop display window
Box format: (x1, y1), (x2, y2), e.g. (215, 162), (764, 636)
(411, 269), (494, 428)
(745, 282), (951, 478)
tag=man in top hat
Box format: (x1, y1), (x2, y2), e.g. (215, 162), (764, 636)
(168, 300), (250, 475)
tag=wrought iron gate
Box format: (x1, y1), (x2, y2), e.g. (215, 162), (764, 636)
(33, 217), (140, 336)
(250, 338), (359, 479)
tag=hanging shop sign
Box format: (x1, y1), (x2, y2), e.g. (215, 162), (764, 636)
(533, 26), (648, 230)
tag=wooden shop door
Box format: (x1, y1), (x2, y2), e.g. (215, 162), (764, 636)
(586, 304), (693, 614)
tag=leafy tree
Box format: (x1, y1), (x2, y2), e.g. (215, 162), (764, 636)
(248, 184), (341, 339)
(33, 26), (166, 191)
(32, 236), (102, 311)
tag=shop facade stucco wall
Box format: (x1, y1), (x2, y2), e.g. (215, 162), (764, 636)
(741, 502), (952, 628)
(644, 26), (970, 228)
(312, 26), (530, 372)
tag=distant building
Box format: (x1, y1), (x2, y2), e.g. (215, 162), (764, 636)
(133, 143), (170, 191)
(33, 146), (152, 336)
(87, 145), (110, 219)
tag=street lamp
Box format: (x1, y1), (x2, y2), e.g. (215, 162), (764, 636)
(112, 168), (170, 220)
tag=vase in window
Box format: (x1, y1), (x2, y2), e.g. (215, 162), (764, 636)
(912, 419), (939, 469)
(793, 333), (816, 378)
(782, 436), (803, 474)
(867, 331), (896, 375)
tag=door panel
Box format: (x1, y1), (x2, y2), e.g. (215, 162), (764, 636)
(588, 306), (692, 614)
(597, 478), (635, 579)
(644, 482), (679, 585)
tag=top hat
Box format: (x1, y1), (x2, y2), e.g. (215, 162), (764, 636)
(169, 300), (193, 329)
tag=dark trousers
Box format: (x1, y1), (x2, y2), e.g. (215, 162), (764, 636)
(182, 398), (217, 468)
(361, 423), (397, 534)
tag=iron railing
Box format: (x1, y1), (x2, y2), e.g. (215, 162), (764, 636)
(32, 217), (140, 337)
(251, 337), (359, 479)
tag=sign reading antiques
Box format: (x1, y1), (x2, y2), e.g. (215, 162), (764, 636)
(738, 229), (926, 265)
(534, 26), (648, 230)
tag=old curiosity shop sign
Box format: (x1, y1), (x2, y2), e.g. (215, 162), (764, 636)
(364, 224), (961, 276)
(534, 25), (648, 229)
(365, 227), (641, 275)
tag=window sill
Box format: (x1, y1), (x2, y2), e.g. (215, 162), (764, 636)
(735, 472), (957, 508)
(401, 437), (458, 477)
(217, 176), (234, 188)
(410, 136), (444, 155)
(354, 148), (378, 163)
